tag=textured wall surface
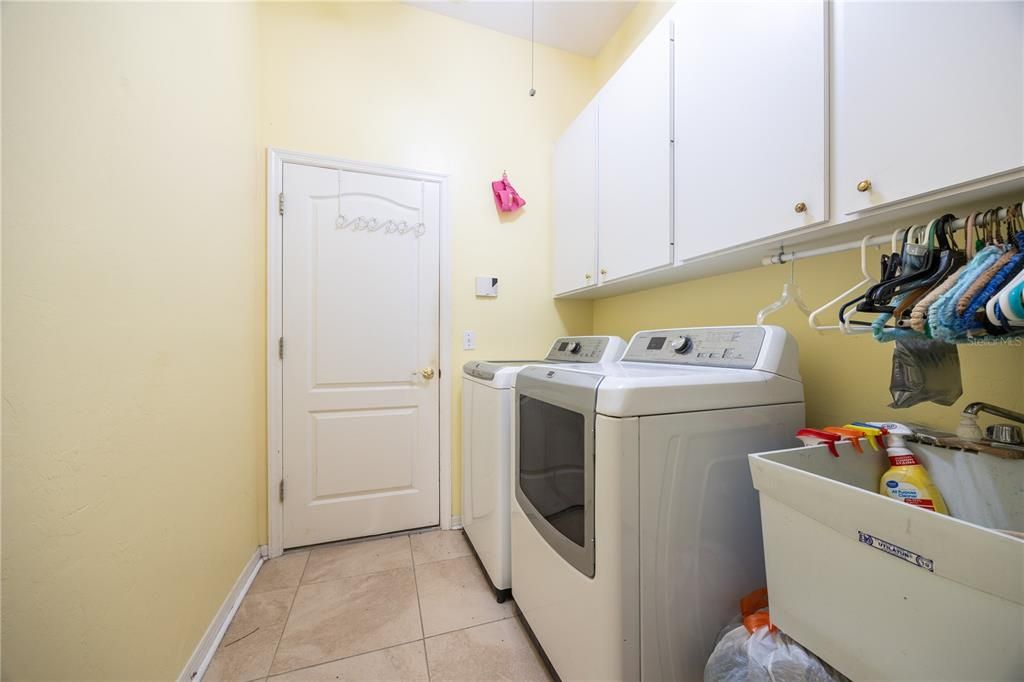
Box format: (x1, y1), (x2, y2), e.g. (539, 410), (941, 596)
(2, 3), (264, 678)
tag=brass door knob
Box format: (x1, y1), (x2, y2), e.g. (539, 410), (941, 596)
(585, 273), (592, 280)
(600, 268), (608, 276)
(857, 179), (872, 192)
(421, 368), (435, 380)
(794, 202), (807, 213)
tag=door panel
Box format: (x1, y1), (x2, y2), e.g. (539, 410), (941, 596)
(674, 1), (827, 260)
(282, 162), (440, 548)
(834, 1), (1024, 214)
(597, 19), (673, 282)
(553, 102), (599, 295)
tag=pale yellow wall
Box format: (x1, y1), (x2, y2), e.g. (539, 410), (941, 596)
(3, 3), (264, 678)
(594, 1), (674, 88)
(255, 2), (594, 525)
(590, 1), (1023, 432)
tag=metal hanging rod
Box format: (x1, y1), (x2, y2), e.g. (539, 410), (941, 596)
(761, 207), (1011, 266)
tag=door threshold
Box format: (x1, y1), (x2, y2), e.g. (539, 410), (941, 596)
(282, 524), (441, 554)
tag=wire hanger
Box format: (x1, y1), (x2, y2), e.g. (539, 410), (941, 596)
(757, 250), (811, 325)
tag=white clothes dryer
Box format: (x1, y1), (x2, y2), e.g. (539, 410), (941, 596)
(461, 336), (626, 601)
(511, 326), (805, 680)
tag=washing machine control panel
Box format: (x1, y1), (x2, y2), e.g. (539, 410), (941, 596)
(623, 328), (766, 368)
(545, 337), (612, 363)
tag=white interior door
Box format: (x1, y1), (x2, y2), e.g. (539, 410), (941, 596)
(282, 162), (440, 548)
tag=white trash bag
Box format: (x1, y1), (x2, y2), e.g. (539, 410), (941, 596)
(705, 590), (848, 682)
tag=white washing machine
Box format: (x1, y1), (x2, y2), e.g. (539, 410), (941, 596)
(461, 336), (626, 601)
(511, 326), (805, 681)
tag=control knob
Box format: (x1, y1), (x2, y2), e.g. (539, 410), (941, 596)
(568, 341), (583, 354)
(670, 336), (693, 354)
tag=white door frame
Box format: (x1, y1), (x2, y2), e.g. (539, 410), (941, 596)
(266, 148), (453, 558)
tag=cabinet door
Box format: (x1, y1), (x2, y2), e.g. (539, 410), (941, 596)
(674, 1), (827, 261)
(835, 1), (1024, 215)
(553, 102), (599, 295)
(597, 19), (673, 283)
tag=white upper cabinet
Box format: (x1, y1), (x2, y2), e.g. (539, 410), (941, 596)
(674, 1), (828, 261)
(834, 1), (1024, 215)
(552, 101), (599, 295)
(597, 18), (673, 283)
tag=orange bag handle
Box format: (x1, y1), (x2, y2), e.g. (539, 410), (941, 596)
(739, 588), (777, 633)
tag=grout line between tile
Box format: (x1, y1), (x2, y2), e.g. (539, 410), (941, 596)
(422, 612), (519, 642)
(300, 544), (418, 586)
(412, 551), (475, 567)
(410, 541), (431, 682)
(265, 637), (426, 679)
(264, 551), (310, 678)
(418, 638), (430, 681)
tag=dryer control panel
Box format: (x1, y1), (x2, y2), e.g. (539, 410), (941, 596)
(544, 336), (623, 363)
(623, 327), (766, 369)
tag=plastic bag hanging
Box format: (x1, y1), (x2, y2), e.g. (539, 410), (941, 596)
(888, 336), (962, 408)
(491, 171), (526, 213)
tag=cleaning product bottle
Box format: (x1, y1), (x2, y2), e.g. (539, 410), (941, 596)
(872, 422), (949, 515)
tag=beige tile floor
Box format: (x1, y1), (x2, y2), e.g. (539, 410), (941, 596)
(205, 530), (552, 682)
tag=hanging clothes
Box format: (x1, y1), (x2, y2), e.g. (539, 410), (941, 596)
(855, 200), (1024, 344)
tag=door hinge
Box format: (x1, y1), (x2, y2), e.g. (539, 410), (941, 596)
(278, 337), (284, 360)
(278, 192), (285, 216)
(279, 479), (285, 502)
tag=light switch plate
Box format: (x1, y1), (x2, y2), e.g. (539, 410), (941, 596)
(475, 276), (498, 297)
(463, 330), (476, 350)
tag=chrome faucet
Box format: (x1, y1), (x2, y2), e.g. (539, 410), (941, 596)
(962, 402), (1024, 445)
(962, 402), (1024, 425)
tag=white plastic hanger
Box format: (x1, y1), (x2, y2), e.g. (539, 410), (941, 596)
(986, 266), (1024, 325)
(808, 235), (879, 334)
(836, 227), (906, 334)
(756, 254), (812, 325)
(985, 208), (1024, 326)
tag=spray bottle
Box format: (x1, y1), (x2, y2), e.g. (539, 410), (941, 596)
(869, 422), (949, 515)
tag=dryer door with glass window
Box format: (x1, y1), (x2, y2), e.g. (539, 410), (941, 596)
(515, 368), (603, 578)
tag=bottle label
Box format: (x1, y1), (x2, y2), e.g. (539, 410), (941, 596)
(883, 480), (936, 510)
(888, 454), (919, 466)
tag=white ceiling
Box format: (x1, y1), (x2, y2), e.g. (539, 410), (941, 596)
(406, 1), (638, 57)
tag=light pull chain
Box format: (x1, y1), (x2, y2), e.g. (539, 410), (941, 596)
(529, 0), (536, 97)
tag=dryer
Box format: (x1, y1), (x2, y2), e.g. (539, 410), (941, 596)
(461, 336), (626, 601)
(511, 326), (805, 681)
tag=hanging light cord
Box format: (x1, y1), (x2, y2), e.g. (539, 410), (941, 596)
(529, 0), (536, 97)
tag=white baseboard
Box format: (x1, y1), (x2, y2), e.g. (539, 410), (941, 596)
(450, 515), (463, 530)
(178, 545), (266, 682)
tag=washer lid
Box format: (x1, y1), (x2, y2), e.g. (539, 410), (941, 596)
(461, 336), (626, 387)
(594, 365), (804, 417)
(463, 360), (547, 386)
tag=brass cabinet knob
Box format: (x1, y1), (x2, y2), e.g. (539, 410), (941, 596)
(857, 179), (872, 193)
(585, 273), (592, 280)
(421, 368), (435, 380)
(794, 202), (807, 213)
(600, 268), (608, 276)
